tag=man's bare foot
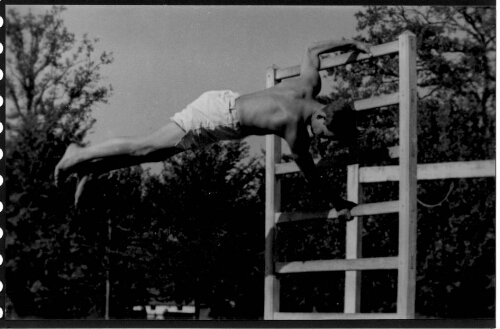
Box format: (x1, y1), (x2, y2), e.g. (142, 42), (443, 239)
(74, 174), (91, 207)
(55, 143), (84, 187)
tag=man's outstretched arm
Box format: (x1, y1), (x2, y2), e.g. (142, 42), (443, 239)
(290, 148), (357, 221)
(300, 39), (373, 94)
(287, 131), (356, 220)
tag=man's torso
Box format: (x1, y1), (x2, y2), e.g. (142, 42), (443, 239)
(234, 78), (321, 140)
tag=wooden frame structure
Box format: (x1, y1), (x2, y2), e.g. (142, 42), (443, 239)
(264, 32), (495, 320)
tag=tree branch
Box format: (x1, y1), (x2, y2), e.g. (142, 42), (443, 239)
(32, 58), (89, 113)
(7, 63), (24, 85)
(420, 86), (443, 100)
(458, 8), (486, 44)
(7, 81), (25, 120)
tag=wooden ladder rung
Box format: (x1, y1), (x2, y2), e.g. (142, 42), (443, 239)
(275, 201), (398, 224)
(273, 311), (400, 320)
(354, 92), (399, 111)
(275, 147), (399, 176)
(360, 159), (496, 183)
(275, 41), (399, 80)
(275, 256), (398, 274)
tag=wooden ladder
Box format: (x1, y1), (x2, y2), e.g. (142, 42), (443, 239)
(264, 32), (417, 320)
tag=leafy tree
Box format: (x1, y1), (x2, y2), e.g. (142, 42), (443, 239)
(75, 166), (147, 319)
(6, 6), (265, 320)
(135, 141), (265, 319)
(351, 6), (495, 318)
(278, 6), (494, 318)
(351, 6), (495, 163)
(6, 6), (114, 318)
(54, 140), (265, 320)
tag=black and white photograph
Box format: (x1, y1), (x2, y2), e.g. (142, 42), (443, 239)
(4, 4), (496, 325)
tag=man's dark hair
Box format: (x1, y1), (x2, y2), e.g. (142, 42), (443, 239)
(323, 99), (358, 144)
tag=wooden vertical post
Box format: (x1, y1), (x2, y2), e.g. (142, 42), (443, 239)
(344, 164), (362, 313)
(397, 31), (418, 319)
(264, 65), (281, 320)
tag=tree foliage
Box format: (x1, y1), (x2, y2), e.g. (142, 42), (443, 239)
(6, 6), (114, 318)
(77, 141), (265, 319)
(6, 5), (495, 320)
(134, 141), (265, 319)
(351, 6), (495, 318)
(6, 6), (266, 320)
(343, 6), (494, 163)
(278, 6), (495, 318)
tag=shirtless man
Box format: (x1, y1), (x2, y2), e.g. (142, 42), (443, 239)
(55, 38), (372, 219)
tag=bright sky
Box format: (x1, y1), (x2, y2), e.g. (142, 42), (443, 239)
(9, 5), (363, 162)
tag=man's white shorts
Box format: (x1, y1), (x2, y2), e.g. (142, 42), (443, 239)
(170, 90), (243, 150)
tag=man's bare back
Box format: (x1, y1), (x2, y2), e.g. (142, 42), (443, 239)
(235, 79), (321, 139)
(235, 39), (371, 156)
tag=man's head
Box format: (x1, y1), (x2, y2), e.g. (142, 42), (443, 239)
(311, 99), (358, 143)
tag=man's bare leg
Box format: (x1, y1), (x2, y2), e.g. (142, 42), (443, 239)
(55, 122), (187, 187)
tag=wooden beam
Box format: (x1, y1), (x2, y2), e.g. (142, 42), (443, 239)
(275, 158), (321, 175)
(275, 201), (399, 224)
(275, 146), (400, 175)
(359, 160), (495, 183)
(354, 93), (399, 111)
(273, 312), (400, 320)
(345, 165), (362, 314)
(264, 65), (281, 320)
(397, 31), (418, 320)
(276, 256), (398, 274)
(275, 41), (399, 80)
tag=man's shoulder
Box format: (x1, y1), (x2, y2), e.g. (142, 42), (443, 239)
(280, 77), (318, 99)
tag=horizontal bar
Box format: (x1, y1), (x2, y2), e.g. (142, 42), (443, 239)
(360, 160), (495, 183)
(276, 256), (398, 274)
(276, 158), (493, 180)
(354, 92), (399, 111)
(275, 201), (398, 224)
(273, 312), (400, 320)
(275, 158), (320, 176)
(276, 40), (399, 80)
(275, 146), (399, 176)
